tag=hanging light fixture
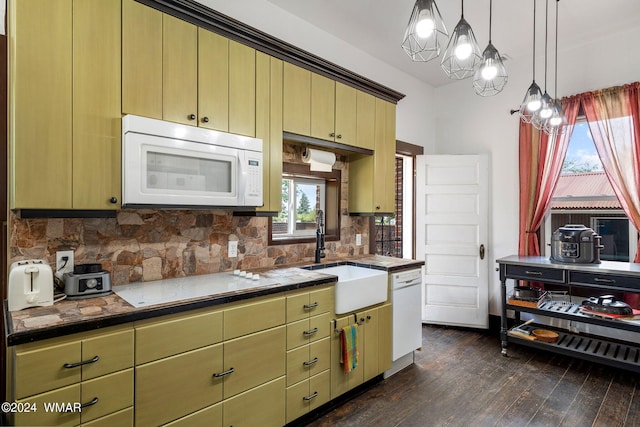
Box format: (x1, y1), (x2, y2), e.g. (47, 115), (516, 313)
(519, 0), (543, 123)
(441, 0), (481, 80)
(532, 0), (554, 129)
(402, 0), (448, 62)
(545, 0), (567, 134)
(473, 0), (508, 96)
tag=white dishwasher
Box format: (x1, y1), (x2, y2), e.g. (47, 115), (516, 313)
(385, 267), (423, 378)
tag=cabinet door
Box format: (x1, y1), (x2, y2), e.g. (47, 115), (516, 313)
(82, 328), (134, 380)
(223, 326), (286, 398)
(81, 407), (133, 427)
(355, 90), (375, 150)
(378, 303), (393, 373)
(72, 0), (121, 209)
(362, 308), (380, 381)
(122, 0), (162, 119)
(163, 403), (222, 427)
(14, 340), (81, 399)
(377, 100), (397, 213)
(14, 384), (80, 427)
(198, 28), (229, 131)
(80, 369), (133, 423)
(334, 82), (357, 145)
(224, 377), (285, 427)
(310, 73), (335, 141)
(330, 314), (363, 398)
(9, 0), (72, 209)
(229, 40), (256, 136)
(308, 369), (331, 411)
(283, 63), (311, 135)
(135, 344), (223, 426)
(163, 14), (198, 125)
(256, 54), (284, 213)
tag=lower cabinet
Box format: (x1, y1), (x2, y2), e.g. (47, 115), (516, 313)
(331, 303), (392, 399)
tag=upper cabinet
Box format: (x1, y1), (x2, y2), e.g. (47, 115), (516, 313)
(283, 65), (360, 148)
(9, 0), (121, 210)
(122, 1), (257, 136)
(349, 98), (396, 214)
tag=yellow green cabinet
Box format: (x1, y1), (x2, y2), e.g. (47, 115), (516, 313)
(349, 98), (397, 214)
(257, 54), (284, 213)
(9, 0), (121, 210)
(198, 29), (229, 131)
(283, 62), (312, 135)
(9, 325), (134, 426)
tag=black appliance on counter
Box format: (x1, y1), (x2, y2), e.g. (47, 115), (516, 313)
(550, 224), (603, 264)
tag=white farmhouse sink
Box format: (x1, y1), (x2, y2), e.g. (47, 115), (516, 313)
(319, 265), (388, 314)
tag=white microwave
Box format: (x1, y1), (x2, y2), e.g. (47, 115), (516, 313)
(122, 115), (263, 208)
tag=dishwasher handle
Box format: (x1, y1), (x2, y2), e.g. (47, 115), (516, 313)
(394, 277), (422, 289)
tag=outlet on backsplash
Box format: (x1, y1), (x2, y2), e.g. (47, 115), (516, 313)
(56, 250), (74, 275)
(228, 241), (238, 258)
(356, 234), (362, 246)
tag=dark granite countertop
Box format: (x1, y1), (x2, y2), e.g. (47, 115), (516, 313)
(4, 256), (423, 346)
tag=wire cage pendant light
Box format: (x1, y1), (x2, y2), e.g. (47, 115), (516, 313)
(473, 0), (508, 96)
(402, 0), (449, 62)
(532, 0), (554, 130)
(544, 0), (567, 135)
(519, 0), (543, 123)
(441, 0), (481, 80)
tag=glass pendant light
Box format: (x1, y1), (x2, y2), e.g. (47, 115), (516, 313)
(402, 0), (448, 62)
(519, 0), (543, 123)
(441, 0), (481, 80)
(545, 0), (567, 135)
(532, 0), (553, 129)
(473, 0), (508, 96)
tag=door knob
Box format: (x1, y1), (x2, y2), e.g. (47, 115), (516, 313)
(479, 244), (485, 260)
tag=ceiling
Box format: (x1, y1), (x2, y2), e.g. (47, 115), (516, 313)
(266, 0), (640, 88)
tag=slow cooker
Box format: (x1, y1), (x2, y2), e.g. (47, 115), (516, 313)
(550, 224), (603, 264)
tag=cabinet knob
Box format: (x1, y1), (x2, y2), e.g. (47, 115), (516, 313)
(109, 197), (118, 204)
(202, 116), (210, 123)
(337, 134), (342, 139)
(330, 132), (335, 137)
(376, 205), (381, 210)
(367, 315), (371, 320)
(188, 114), (196, 120)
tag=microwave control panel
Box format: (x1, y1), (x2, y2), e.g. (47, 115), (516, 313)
(243, 152), (263, 206)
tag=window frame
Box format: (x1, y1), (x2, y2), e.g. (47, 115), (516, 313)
(268, 162), (341, 245)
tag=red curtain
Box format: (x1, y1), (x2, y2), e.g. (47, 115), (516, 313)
(581, 82), (640, 262)
(518, 96), (581, 256)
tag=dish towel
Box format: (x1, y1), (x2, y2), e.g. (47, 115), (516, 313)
(340, 324), (359, 373)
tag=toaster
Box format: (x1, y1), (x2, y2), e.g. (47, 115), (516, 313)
(63, 263), (112, 299)
(8, 260), (54, 311)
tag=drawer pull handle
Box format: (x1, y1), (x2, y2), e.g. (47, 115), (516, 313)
(303, 357), (319, 367)
(303, 327), (319, 336)
(213, 367), (235, 378)
(524, 271), (543, 276)
(594, 278), (616, 284)
(304, 302), (319, 310)
(81, 397), (99, 409)
(303, 391), (319, 401)
(63, 355), (99, 369)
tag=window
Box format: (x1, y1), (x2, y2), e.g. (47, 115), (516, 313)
(269, 163), (340, 244)
(273, 177), (325, 238)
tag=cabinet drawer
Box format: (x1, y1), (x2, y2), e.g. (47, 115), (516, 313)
(163, 402), (222, 427)
(287, 337), (330, 386)
(14, 341), (81, 399)
(82, 329), (134, 380)
(286, 369), (330, 424)
(569, 271), (640, 291)
(81, 369), (133, 423)
(223, 376), (285, 427)
(224, 296), (285, 340)
(135, 343), (223, 426)
(135, 309), (222, 364)
(81, 407), (133, 427)
(504, 264), (566, 283)
(15, 384), (80, 427)
(286, 286), (333, 323)
(223, 326), (285, 398)
(287, 312), (331, 350)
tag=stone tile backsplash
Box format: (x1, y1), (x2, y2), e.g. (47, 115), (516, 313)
(8, 144), (370, 285)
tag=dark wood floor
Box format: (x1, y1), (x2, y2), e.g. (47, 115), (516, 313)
(307, 325), (640, 427)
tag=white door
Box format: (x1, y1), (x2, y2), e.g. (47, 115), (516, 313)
(416, 154), (489, 328)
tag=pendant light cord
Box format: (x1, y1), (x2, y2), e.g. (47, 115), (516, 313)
(544, 0), (549, 91)
(461, 0), (464, 18)
(555, 0), (559, 97)
(532, 0), (536, 81)
(488, 0), (493, 42)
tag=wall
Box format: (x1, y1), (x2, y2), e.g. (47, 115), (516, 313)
(9, 144), (369, 285)
(433, 24), (640, 314)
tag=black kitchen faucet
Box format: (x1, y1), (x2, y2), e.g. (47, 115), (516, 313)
(315, 210), (326, 264)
